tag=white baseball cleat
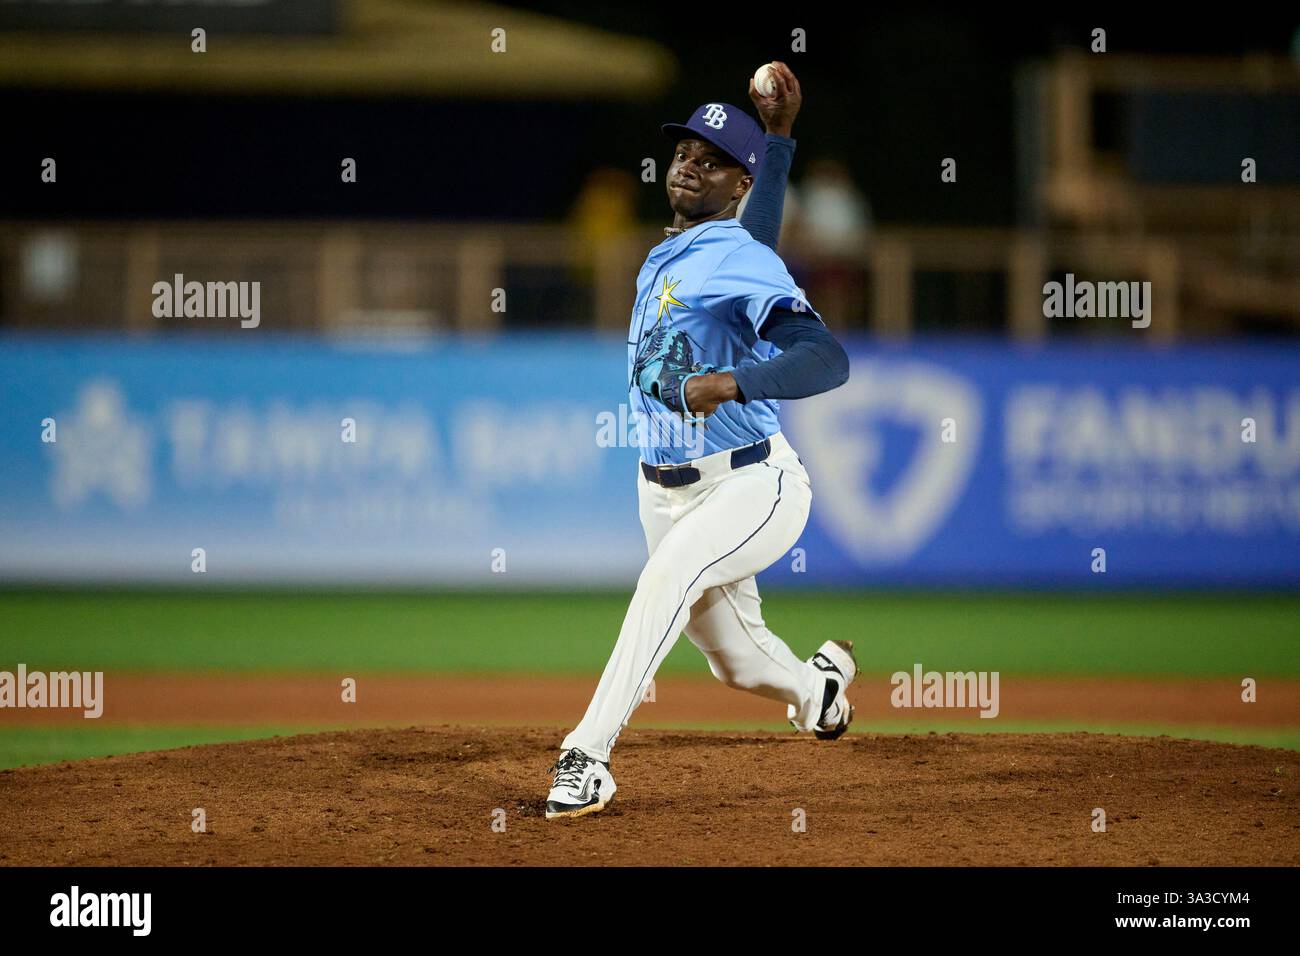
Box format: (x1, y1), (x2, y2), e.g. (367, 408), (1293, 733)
(790, 639), (858, 740)
(545, 748), (617, 820)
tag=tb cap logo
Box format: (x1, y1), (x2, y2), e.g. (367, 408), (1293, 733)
(701, 104), (728, 129)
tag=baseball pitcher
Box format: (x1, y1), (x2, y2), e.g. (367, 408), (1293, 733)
(547, 64), (855, 818)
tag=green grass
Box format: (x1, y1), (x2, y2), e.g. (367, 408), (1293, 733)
(0, 725), (332, 770)
(0, 589), (1296, 677)
(1, 718), (1295, 771)
(2, 590), (1293, 769)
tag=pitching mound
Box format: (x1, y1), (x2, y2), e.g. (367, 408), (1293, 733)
(1, 726), (1296, 866)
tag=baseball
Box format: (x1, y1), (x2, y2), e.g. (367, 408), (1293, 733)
(753, 62), (778, 97)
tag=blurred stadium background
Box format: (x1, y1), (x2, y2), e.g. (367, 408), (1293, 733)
(1, 2), (1298, 767)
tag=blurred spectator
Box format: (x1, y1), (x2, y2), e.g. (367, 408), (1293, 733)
(784, 158), (873, 328)
(569, 167), (638, 285)
(21, 232), (78, 305)
(787, 158), (873, 254)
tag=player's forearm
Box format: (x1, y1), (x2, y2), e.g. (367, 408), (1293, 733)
(730, 308), (851, 402)
(730, 335), (850, 403)
(739, 133), (795, 251)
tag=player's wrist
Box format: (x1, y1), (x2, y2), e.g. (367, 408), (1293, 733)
(712, 371), (740, 403)
(684, 371), (739, 413)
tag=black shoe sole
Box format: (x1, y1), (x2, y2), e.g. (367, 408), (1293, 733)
(545, 796), (611, 820)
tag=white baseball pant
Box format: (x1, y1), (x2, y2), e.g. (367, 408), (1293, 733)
(561, 431), (826, 763)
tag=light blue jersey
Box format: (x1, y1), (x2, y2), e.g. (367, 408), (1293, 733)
(628, 219), (819, 465)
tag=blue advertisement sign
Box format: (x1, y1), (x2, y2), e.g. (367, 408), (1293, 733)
(772, 341), (1300, 586)
(0, 335), (644, 585)
(1, 335), (1296, 587)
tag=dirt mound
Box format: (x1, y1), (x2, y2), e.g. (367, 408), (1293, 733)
(1, 726), (1296, 866)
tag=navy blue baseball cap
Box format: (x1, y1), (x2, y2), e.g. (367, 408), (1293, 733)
(662, 103), (764, 175)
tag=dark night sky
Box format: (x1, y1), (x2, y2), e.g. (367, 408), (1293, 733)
(3, 5), (1297, 224)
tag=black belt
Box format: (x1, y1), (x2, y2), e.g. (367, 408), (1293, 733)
(640, 438), (772, 488)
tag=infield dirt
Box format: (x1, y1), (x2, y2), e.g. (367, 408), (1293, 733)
(3, 673), (1296, 727)
(1, 726), (1296, 866)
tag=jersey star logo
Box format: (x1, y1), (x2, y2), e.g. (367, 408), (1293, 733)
(654, 276), (686, 321)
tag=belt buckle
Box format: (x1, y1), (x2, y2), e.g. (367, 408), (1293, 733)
(654, 463), (683, 486)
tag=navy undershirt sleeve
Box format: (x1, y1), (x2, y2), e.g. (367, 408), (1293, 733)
(731, 308), (850, 403)
(733, 137), (847, 403)
(739, 133), (795, 251)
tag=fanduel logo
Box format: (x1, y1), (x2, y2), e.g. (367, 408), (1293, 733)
(787, 360), (980, 563)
